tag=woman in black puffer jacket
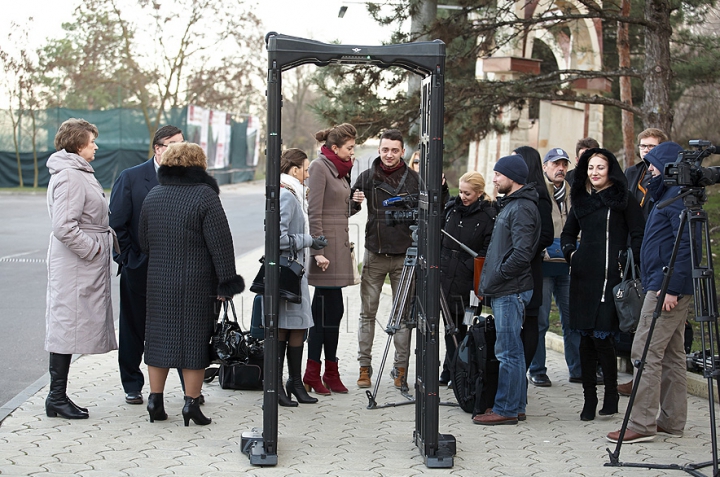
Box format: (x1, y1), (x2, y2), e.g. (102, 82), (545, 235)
(439, 171), (497, 384)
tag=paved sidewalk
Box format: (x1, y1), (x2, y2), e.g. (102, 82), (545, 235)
(1, 244), (719, 476)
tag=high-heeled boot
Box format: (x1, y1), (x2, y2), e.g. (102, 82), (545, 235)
(147, 392), (168, 422)
(302, 358), (331, 396)
(182, 396), (211, 426)
(596, 336), (619, 416)
(579, 335), (598, 422)
(286, 346), (318, 404)
(46, 353), (88, 419)
(323, 358), (348, 393)
(277, 341), (298, 407)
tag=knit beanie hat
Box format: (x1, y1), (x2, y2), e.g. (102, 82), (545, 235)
(494, 154), (528, 185)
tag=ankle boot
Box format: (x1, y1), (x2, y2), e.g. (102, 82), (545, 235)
(580, 384), (598, 421)
(46, 353), (88, 419)
(595, 336), (619, 416)
(277, 341), (298, 407)
(286, 346), (318, 403)
(323, 358), (348, 393)
(147, 393), (168, 422)
(182, 396), (211, 426)
(302, 358), (331, 396)
(578, 335), (597, 422)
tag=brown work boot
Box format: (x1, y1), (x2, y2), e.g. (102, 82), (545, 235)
(392, 367), (406, 388)
(617, 380), (633, 397)
(357, 366), (372, 388)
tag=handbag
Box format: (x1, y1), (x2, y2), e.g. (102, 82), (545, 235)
(613, 248), (645, 333)
(350, 242), (361, 285)
(249, 293), (265, 340)
(249, 236), (304, 304)
(209, 300), (251, 366)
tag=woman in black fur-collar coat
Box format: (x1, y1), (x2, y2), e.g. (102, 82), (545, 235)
(560, 148), (644, 422)
(139, 142), (244, 426)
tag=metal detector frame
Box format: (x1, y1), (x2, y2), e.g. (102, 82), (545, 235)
(242, 32), (450, 468)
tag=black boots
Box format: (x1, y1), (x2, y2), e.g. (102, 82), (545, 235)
(286, 346), (318, 404)
(182, 396), (211, 426)
(596, 336), (619, 416)
(46, 353), (88, 419)
(277, 341), (298, 407)
(579, 336), (597, 421)
(147, 393), (168, 423)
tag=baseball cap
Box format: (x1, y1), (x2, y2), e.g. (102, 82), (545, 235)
(543, 148), (570, 164)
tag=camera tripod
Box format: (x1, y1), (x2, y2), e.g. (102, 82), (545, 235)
(365, 244), (460, 410)
(606, 189), (720, 476)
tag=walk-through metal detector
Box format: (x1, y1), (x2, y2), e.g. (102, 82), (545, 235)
(242, 32), (452, 468)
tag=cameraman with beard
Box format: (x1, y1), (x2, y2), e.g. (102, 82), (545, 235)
(352, 130), (420, 389)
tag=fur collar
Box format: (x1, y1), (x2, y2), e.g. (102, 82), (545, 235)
(157, 165), (220, 194)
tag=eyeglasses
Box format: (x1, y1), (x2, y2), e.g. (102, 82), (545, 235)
(639, 144), (656, 150)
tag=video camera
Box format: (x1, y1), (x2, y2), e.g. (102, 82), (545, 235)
(664, 140), (720, 188)
(383, 194), (419, 227)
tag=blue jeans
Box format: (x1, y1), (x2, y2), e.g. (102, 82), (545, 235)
(491, 290), (532, 417)
(531, 272), (581, 379)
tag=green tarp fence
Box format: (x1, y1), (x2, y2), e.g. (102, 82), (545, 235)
(0, 107), (256, 188)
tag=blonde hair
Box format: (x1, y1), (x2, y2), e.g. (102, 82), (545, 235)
(459, 171), (486, 195)
(54, 118), (98, 153)
(161, 142), (206, 169)
(585, 153), (610, 193)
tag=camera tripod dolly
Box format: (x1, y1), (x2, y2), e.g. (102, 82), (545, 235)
(606, 189), (720, 476)
(366, 245), (460, 410)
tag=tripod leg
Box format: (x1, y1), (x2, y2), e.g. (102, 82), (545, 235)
(367, 259), (416, 408)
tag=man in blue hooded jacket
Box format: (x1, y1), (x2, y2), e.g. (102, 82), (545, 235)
(607, 141), (694, 444)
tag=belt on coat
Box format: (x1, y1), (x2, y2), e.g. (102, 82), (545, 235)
(78, 224), (120, 254)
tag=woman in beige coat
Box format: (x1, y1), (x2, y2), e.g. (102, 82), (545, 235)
(302, 123), (359, 395)
(45, 119), (117, 419)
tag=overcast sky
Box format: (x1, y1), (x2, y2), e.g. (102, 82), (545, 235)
(2, 0), (402, 52)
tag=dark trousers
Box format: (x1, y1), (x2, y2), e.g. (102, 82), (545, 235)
(308, 288), (344, 362)
(118, 269), (146, 393)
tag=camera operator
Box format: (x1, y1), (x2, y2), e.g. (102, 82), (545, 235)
(352, 129), (420, 389)
(608, 141), (694, 444)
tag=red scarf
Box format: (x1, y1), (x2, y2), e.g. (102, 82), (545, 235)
(321, 145), (353, 178)
(379, 160), (405, 175)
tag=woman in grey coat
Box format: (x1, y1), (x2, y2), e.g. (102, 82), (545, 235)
(139, 142), (244, 426)
(45, 119), (118, 419)
(276, 149), (327, 406)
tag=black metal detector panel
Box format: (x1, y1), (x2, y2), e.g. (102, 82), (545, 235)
(413, 72), (455, 468)
(243, 32), (450, 468)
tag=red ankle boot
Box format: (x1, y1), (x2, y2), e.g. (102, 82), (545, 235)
(322, 359), (348, 393)
(303, 359), (331, 395)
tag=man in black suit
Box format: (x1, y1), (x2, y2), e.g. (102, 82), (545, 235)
(109, 125), (184, 404)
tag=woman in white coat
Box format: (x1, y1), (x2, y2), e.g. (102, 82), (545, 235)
(45, 119), (117, 419)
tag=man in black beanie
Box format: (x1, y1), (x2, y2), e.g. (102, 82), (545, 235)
(474, 154), (541, 425)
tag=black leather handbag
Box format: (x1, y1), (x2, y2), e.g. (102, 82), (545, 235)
(249, 236), (304, 304)
(613, 248), (645, 333)
(209, 301), (250, 366)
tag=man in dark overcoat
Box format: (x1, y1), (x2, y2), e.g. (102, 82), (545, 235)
(109, 125), (183, 404)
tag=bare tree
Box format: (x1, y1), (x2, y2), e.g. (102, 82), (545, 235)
(37, 0), (265, 155)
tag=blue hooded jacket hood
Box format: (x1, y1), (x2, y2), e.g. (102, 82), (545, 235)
(639, 140), (694, 295)
(643, 142), (683, 200)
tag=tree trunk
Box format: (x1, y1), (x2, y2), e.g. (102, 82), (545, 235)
(643, 0), (674, 135)
(618, 0), (634, 168)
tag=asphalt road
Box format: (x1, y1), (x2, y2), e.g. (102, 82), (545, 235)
(0, 181), (265, 410)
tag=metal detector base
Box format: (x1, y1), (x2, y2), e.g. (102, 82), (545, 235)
(422, 433), (456, 468)
(241, 429), (278, 466)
